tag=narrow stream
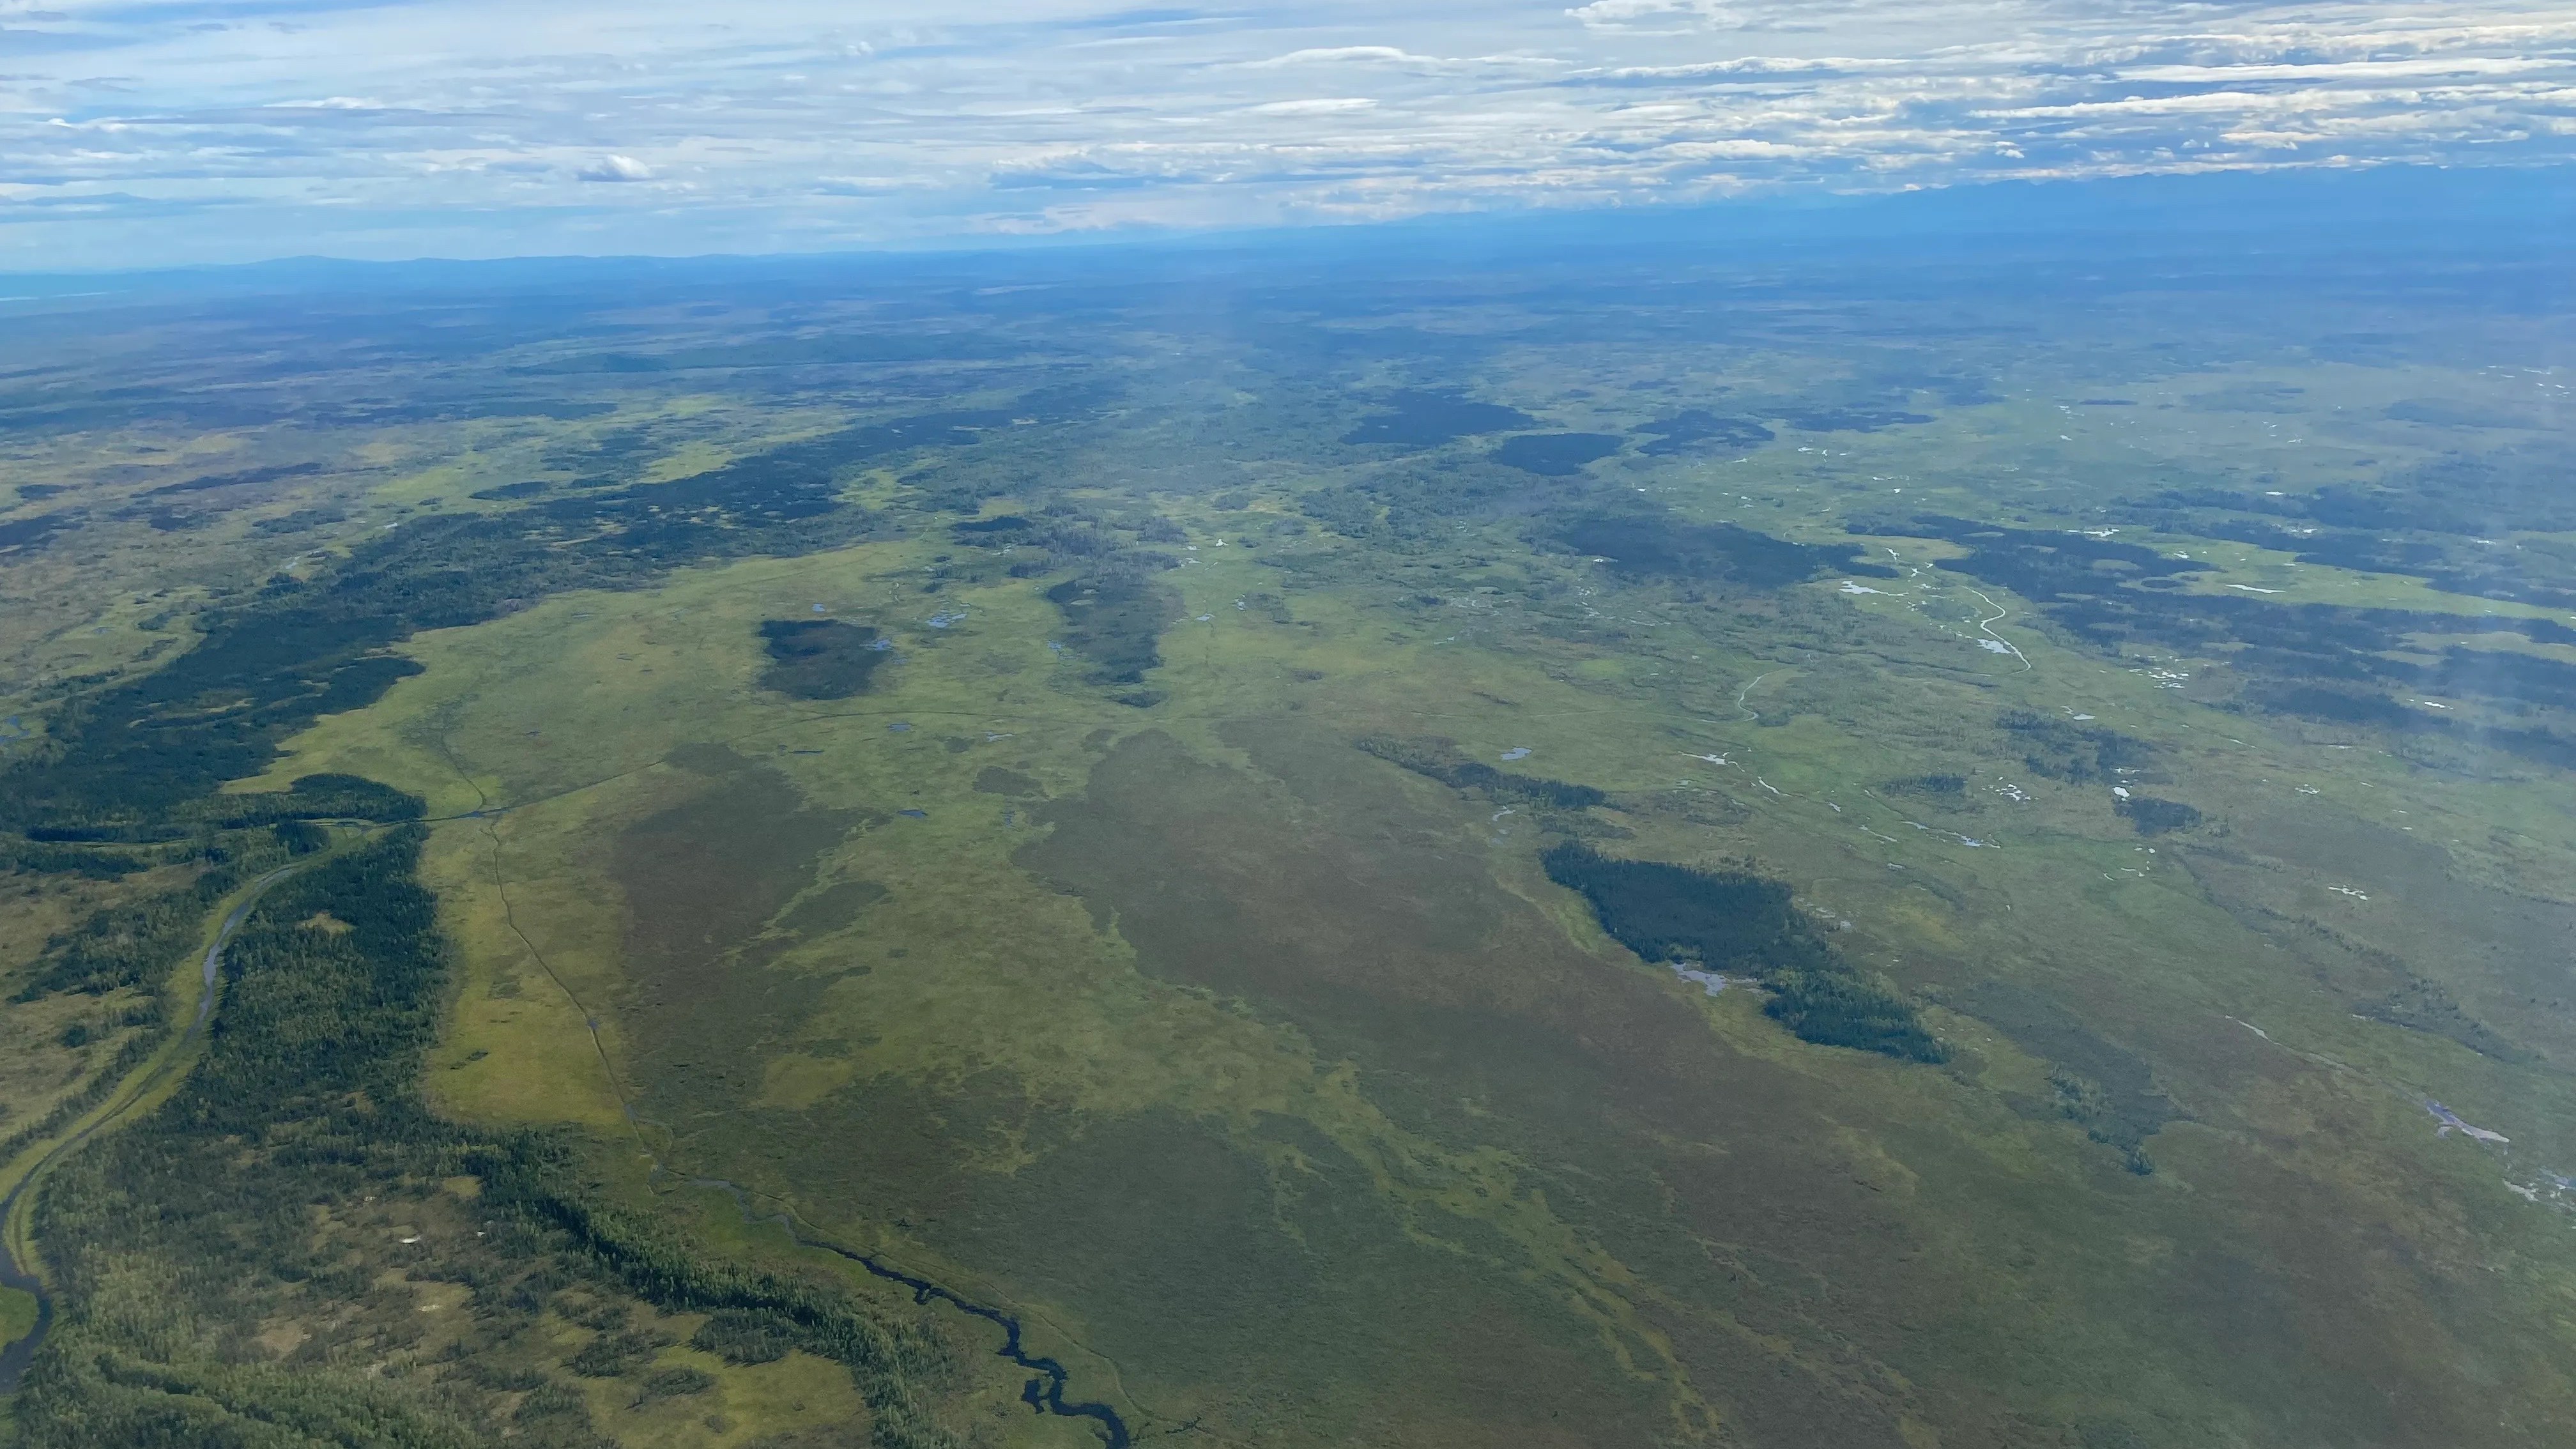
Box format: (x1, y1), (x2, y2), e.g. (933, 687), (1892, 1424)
(686, 1177), (1133, 1448)
(454, 752), (1135, 1446)
(0, 1215), (46, 1394)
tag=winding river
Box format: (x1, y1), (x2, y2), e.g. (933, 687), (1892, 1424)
(1, 845), (1137, 1447)
(683, 1177), (1133, 1448)
(0, 863), (303, 1392)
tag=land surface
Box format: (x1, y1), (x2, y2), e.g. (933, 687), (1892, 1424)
(3, 183), (2573, 1448)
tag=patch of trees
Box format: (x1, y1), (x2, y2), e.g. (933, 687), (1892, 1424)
(0, 379), (1109, 1444)
(199, 773), (425, 829)
(1542, 843), (1945, 1062)
(0, 418), (902, 838)
(1291, 448), (1563, 543)
(1868, 514), (2207, 605)
(1297, 486), (1383, 539)
(16, 827), (968, 1449)
(0, 1029), (164, 1178)
(0, 839), (147, 879)
(1880, 774), (1973, 811)
(2361, 976), (2532, 1065)
(489, 1172), (957, 1448)
(12, 856), (263, 1001)
(1357, 736), (1605, 811)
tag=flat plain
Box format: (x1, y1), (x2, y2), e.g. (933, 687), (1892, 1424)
(4, 197), (2575, 1448)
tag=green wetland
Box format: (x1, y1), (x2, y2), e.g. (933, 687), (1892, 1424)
(1, 183), (2574, 1447)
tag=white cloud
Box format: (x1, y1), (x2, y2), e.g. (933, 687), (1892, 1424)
(1245, 96), (1377, 114)
(1567, 0), (1745, 33)
(578, 154), (652, 182)
(0, 0), (2568, 266)
(1253, 46), (1429, 67)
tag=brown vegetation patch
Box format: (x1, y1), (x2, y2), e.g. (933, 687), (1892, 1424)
(613, 746), (859, 1108)
(1015, 726), (1943, 1445)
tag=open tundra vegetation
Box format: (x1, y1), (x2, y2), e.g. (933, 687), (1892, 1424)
(4, 179), (2576, 1448)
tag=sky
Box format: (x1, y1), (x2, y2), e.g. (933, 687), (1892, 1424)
(2, 0), (2572, 268)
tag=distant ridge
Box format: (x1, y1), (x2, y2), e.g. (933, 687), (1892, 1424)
(1, 160), (2566, 286)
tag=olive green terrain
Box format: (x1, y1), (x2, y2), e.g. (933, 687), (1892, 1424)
(3, 226), (2574, 1448)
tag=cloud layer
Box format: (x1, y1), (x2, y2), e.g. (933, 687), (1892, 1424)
(3, 0), (2572, 264)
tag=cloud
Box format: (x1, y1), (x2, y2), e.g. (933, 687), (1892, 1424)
(1252, 46), (1426, 67)
(1246, 45), (1562, 74)
(0, 0), (2570, 266)
(1245, 96), (1375, 115)
(1567, 0), (1744, 33)
(576, 155), (651, 183)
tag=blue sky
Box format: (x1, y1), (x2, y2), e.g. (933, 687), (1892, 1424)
(3, 0), (2572, 267)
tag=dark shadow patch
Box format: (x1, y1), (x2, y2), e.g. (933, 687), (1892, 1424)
(1774, 407), (1931, 433)
(1340, 391), (1538, 447)
(1636, 411), (1774, 456)
(2384, 398), (2547, 431)
(776, 880), (888, 937)
(1542, 843), (1945, 1062)
(664, 742), (749, 776)
(0, 510), (75, 553)
(972, 767), (1045, 798)
(1876, 515), (2209, 602)
(2187, 383), (2306, 413)
(2116, 795), (2200, 835)
(141, 461), (325, 496)
(1045, 576), (1178, 686)
(1953, 981), (2172, 1167)
(758, 619), (890, 700)
(1355, 736), (1603, 810)
(2000, 711), (2158, 783)
(1872, 514), (2576, 769)
(951, 513), (1034, 541)
(1551, 510), (1895, 588)
(249, 507), (346, 537)
(513, 335), (1048, 374)
(1493, 433), (1621, 475)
